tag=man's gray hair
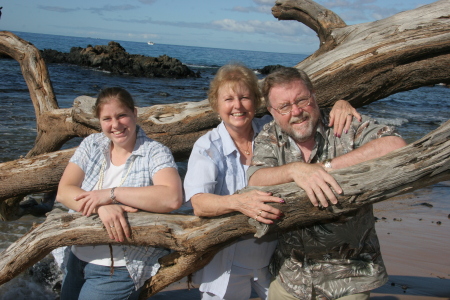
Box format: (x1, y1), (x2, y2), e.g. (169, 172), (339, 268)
(261, 67), (314, 107)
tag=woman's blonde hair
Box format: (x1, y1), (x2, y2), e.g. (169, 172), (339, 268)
(208, 63), (261, 111)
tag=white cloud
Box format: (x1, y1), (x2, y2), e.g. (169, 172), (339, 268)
(38, 4), (138, 16)
(231, 5), (272, 14)
(88, 5), (138, 15)
(320, 0), (351, 8)
(317, 0), (405, 23)
(212, 19), (311, 37)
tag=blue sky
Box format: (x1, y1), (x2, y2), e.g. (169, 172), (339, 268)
(0, 0), (438, 54)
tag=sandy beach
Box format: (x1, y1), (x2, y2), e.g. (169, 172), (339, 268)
(149, 182), (450, 300)
(370, 181), (450, 300)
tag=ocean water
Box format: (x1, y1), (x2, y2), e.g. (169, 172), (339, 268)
(0, 31), (449, 299)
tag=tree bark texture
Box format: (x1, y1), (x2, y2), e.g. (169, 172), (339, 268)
(274, 0), (450, 107)
(0, 1), (448, 160)
(0, 0), (449, 295)
(0, 119), (448, 296)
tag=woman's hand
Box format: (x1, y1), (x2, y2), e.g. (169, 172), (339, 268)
(329, 100), (361, 137)
(98, 204), (138, 242)
(75, 189), (112, 217)
(233, 190), (284, 225)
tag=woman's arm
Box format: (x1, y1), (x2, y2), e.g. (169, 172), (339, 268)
(56, 162), (88, 212)
(76, 167), (183, 216)
(56, 162), (137, 242)
(191, 190), (284, 225)
(329, 100), (361, 137)
(111, 167), (183, 212)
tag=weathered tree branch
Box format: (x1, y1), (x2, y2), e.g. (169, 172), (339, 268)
(0, 119), (448, 295)
(0, 1), (448, 215)
(272, 0), (346, 49)
(1, 0), (449, 160)
(277, 0), (450, 106)
(0, 0), (449, 295)
(0, 32), (91, 157)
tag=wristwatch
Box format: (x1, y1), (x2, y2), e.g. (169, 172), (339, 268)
(110, 187), (119, 204)
(322, 158), (333, 170)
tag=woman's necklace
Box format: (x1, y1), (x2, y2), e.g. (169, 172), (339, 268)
(97, 158), (135, 189)
(235, 129), (253, 156)
(237, 140), (251, 155)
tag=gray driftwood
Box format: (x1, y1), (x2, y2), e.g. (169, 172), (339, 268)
(0, 0), (449, 220)
(0, 119), (449, 297)
(0, 0), (449, 297)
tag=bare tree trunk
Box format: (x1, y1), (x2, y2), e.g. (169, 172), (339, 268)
(273, 0), (450, 107)
(0, 119), (448, 296)
(0, 0), (448, 157)
(0, 0), (449, 294)
(0, 1), (449, 219)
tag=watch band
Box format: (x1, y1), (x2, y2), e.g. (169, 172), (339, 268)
(110, 187), (119, 204)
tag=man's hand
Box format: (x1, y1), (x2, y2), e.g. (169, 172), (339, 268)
(288, 162), (342, 207)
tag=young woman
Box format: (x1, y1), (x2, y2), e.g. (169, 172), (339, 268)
(56, 87), (183, 300)
(183, 64), (360, 300)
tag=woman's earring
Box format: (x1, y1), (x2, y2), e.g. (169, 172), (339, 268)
(218, 114), (222, 121)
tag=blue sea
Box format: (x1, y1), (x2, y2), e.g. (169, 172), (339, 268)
(0, 31), (449, 299)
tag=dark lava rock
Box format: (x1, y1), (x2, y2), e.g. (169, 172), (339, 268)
(19, 191), (56, 217)
(40, 41), (200, 79)
(258, 64), (286, 75)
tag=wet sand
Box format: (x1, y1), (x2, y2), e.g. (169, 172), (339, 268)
(371, 181), (450, 299)
(149, 182), (450, 300)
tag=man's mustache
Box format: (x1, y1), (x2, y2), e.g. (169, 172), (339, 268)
(289, 112), (310, 124)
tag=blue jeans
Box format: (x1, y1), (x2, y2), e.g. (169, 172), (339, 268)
(61, 251), (141, 300)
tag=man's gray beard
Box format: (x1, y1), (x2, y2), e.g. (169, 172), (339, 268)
(279, 114), (319, 143)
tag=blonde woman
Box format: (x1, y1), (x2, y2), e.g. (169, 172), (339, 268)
(184, 64), (360, 300)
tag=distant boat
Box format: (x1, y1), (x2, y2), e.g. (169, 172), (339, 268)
(147, 41), (155, 45)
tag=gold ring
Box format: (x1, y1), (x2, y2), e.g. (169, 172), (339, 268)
(257, 210), (263, 217)
(255, 216), (258, 221)
(347, 113), (353, 116)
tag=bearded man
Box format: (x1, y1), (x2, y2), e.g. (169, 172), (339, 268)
(248, 67), (407, 300)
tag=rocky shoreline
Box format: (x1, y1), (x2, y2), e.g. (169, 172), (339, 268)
(39, 41), (201, 79)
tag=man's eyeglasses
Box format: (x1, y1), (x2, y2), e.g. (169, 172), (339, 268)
(271, 94), (312, 115)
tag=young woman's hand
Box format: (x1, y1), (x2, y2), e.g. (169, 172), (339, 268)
(74, 189), (112, 217)
(98, 205), (138, 242)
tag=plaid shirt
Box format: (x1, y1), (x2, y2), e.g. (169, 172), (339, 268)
(69, 125), (177, 289)
(248, 111), (400, 299)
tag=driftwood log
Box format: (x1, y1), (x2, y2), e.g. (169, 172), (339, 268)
(0, 119), (449, 297)
(1, 0), (449, 220)
(0, 0), (449, 297)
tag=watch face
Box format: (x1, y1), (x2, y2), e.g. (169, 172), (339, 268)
(323, 159), (332, 169)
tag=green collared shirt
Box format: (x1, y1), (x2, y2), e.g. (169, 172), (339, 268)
(248, 110), (400, 299)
